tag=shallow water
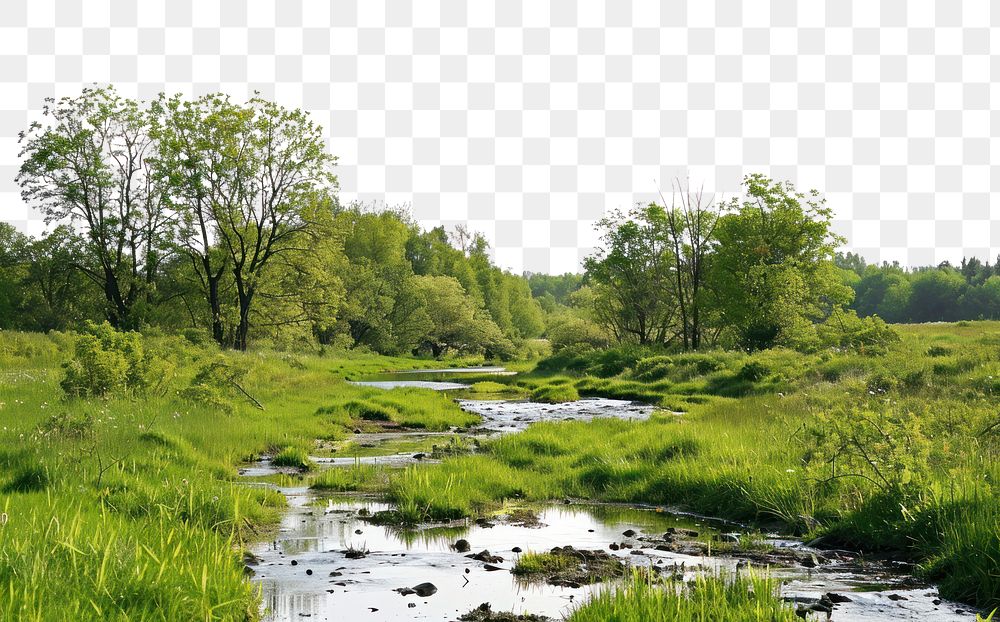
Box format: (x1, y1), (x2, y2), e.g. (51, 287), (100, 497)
(459, 398), (655, 433)
(252, 495), (973, 622)
(351, 366), (514, 391)
(246, 371), (975, 621)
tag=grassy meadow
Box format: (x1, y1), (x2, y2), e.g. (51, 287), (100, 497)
(0, 321), (998, 618)
(380, 322), (1000, 612)
(0, 331), (479, 621)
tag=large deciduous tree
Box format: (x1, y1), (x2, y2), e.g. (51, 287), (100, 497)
(153, 93), (337, 349)
(17, 87), (172, 328)
(708, 174), (852, 351)
(584, 204), (677, 345)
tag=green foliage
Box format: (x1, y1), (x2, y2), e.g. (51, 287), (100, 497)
(60, 322), (154, 398)
(179, 356), (252, 414)
(709, 174), (852, 351)
(818, 308), (900, 354)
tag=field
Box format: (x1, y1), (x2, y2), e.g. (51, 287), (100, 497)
(0, 322), (998, 619)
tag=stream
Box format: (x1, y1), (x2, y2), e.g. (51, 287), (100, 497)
(243, 368), (976, 621)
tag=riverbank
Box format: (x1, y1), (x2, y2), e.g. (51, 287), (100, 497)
(0, 331), (484, 620)
(1, 322), (998, 619)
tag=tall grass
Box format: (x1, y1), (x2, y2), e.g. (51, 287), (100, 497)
(567, 571), (798, 622)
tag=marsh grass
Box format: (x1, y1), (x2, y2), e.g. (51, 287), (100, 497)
(0, 331), (482, 619)
(567, 570), (798, 622)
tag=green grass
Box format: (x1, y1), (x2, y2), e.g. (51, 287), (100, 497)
(0, 330), (482, 620)
(386, 322), (1000, 613)
(511, 551), (579, 576)
(271, 446), (313, 470)
(567, 571), (798, 622)
(2, 322), (1000, 616)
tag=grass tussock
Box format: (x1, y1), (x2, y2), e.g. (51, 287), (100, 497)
(567, 571), (798, 622)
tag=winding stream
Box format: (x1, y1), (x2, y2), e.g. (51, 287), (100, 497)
(243, 368), (976, 621)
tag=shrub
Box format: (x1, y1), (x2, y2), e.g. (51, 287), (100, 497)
(630, 356), (674, 382)
(735, 361), (770, 383)
(927, 345), (952, 357)
(818, 308), (900, 355)
(866, 372), (897, 395)
(180, 357), (254, 414)
(60, 322), (154, 397)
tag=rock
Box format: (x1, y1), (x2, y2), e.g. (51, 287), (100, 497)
(475, 517), (496, 528)
(483, 563), (503, 571)
(413, 453), (426, 460)
(467, 549), (504, 563)
(329, 571), (342, 577)
(243, 565), (256, 577)
(408, 603), (416, 608)
(563, 498), (571, 505)
(454, 539), (471, 553)
(353, 428), (362, 434)
(306, 569), (313, 576)
(622, 529), (637, 537)
(609, 543), (620, 551)
(887, 594), (907, 601)
(412, 582), (438, 597)
(826, 593), (852, 603)
(932, 599), (942, 605)
(357, 508), (370, 517)
(354, 529), (363, 534)
(290, 560), (298, 566)
(345, 548), (368, 559)
(511, 546), (522, 553)
(666, 527), (699, 538)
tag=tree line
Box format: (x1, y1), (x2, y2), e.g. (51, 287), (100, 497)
(1, 87), (543, 356)
(543, 174), (893, 353)
(838, 253), (1000, 323)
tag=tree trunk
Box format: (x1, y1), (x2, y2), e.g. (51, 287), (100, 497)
(103, 267), (129, 329)
(235, 285), (254, 351)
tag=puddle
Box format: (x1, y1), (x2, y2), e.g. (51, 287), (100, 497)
(251, 495), (973, 622)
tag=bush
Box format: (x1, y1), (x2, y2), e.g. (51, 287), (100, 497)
(818, 309), (900, 355)
(866, 372), (897, 395)
(60, 322), (154, 397)
(630, 356), (674, 382)
(180, 357), (254, 414)
(735, 361), (770, 383)
(926, 345), (952, 357)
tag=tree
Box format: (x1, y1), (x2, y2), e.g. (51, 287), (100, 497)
(907, 269), (966, 323)
(659, 179), (724, 350)
(708, 174), (852, 350)
(17, 87), (173, 328)
(153, 93), (336, 349)
(0, 223), (29, 327)
(412, 275), (511, 357)
(584, 203), (677, 345)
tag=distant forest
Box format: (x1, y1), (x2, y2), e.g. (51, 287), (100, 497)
(836, 253), (1000, 323)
